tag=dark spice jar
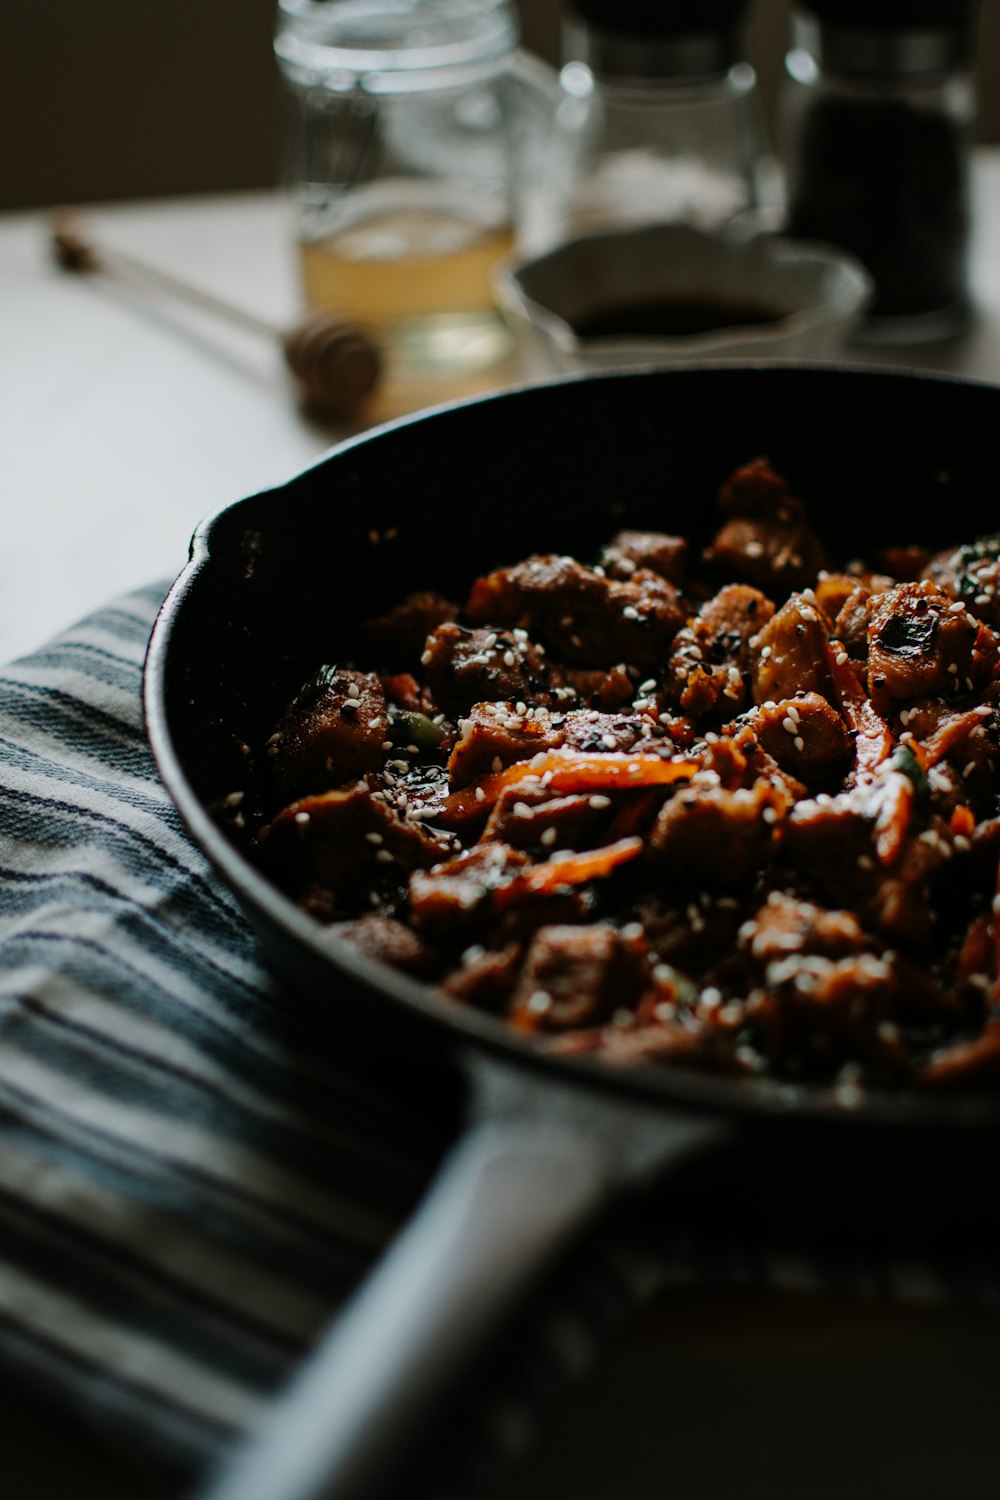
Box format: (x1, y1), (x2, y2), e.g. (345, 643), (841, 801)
(780, 0), (980, 343)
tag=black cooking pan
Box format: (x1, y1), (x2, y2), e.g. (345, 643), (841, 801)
(144, 364), (1000, 1500)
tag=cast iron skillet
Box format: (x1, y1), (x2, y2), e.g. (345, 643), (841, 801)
(145, 364), (1000, 1500)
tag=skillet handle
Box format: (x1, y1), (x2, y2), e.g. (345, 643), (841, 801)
(193, 1116), (612, 1500)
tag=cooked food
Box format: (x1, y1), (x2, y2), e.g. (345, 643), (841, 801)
(241, 458), (1000, 1094)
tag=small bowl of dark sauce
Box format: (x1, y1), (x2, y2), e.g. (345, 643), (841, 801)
(495, 221), (872, 370)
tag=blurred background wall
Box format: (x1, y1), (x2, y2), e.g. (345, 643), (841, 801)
(2, 0), (998, 210)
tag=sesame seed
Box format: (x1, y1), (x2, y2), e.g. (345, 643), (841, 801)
(835, 651), (849, 666)
(782, 717), (797, 735)
(639, 678), (657, 695)
(364, 832), (383, 845)
(745, 541), (764, 558)
(347, 683), (361, 699)
(589, 794), (611, 809)
(503, 650), (515, 667)
(475, 787), (486, 802)
(294, 811), (310, 825)
(622, 605), (639, 620)
(540, 827), (557, 846)
(224, 791), (244, 807)
(527, 991), (551, 1014)
(492, 757), (504, 774)
(794, 735), (805, 752)
(420, 649), (432, 665)
(375, 849), (394, 864)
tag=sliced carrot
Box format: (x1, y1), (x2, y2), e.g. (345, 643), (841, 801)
(873, 773), (913, 867)
(493, 836), (644, 911)
(824, 641), (893, 776)
(950, 804), (976, 838)
(436, 750), (698, 824)
(919, 707), (991, 768)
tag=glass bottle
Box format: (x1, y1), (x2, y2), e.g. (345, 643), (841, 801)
(781, 0), (980, 344)
(274, 0), (553, 418)
(523, 0), (773, 253)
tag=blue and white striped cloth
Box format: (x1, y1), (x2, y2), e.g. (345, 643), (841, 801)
(1, 587), (997, 1494)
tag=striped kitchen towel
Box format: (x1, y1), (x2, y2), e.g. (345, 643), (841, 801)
(1, 587), (998, 1497)
(0, 586), (677, 1493)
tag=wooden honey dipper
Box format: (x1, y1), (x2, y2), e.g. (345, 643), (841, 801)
(51, 214), (381, 421)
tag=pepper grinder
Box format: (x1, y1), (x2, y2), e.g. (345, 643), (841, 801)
(522, 0), (773, 252)
(781, 0), (981, 343)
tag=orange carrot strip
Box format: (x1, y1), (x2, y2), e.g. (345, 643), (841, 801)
(437, 750), (698, 824)
(873, 773), (913, 867)
(824, 641), (893, 776)
(918, 707), (991, 768)
(493, 836), (644, 911)
(950, 805), (976, 838)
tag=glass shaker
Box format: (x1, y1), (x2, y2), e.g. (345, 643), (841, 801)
(523, 0), (773, 253)
(274, 0), (540, 419)
(781, 0), (980, 344)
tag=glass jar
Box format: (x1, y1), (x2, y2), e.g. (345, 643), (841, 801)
(274, 0), (549, 418)
(522, 0), (774, 253)
(780, 2), (979, 343)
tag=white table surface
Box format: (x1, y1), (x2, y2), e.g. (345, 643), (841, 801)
(3, 154), (1000, 665)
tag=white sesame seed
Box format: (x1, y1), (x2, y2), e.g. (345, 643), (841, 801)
(589, 794), (611, 809)
(475, 786), (486, 802)
(347, 683), (361, 699)
(835, 651), (849, 666)
(420, 649), (432, 665)
(622, 605), (639, 620)
(794, 735), (805, 752)
(294, 811), (310, 825)
(540, 827), (557, 846)
(364, 832), (383, 845)
(375, 849), (394, 864)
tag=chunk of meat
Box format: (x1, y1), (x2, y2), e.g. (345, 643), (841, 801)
(364, 591), (457, 668)
(601, 529), (688, 584)
(649, 780), (785, 884)
(447, 702), (663, 790)
(668, 584), (775, 718)
(259, 782), (448, 905)
(422, 622), (550, 714)
(706, 460), (825, 595)
(750, 693), (852, 787)
(831, 585), (873, 660)
(466, 555), (685, 669)
(441, 944), (522, 1010)
(867, 582), (994, 712)
(408, 842), (530, 942)
(269, 667), (389, 798)
(922, 533), (1000, 630)
(508, 924), (645, 1031)
(750, 591), (833, 704)
(446, 702), (563, 788)
(331, 914), (438, 976)
(483, 787), (608, 851)
(740, 891), (868, 965)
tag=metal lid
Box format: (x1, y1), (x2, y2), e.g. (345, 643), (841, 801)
(792, 0), (979, 77)
(565, 0), (752, 80)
